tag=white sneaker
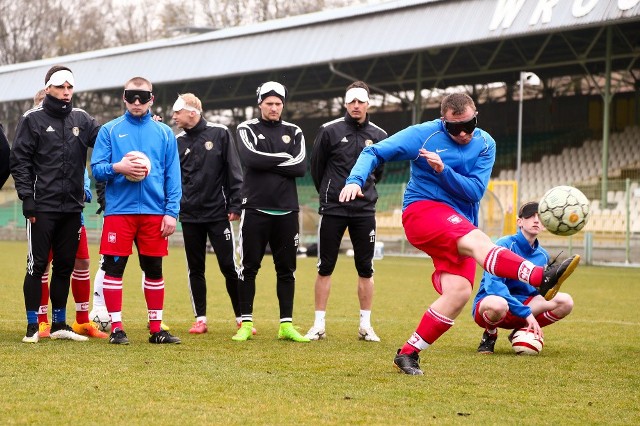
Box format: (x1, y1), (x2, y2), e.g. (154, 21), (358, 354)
(50, 324), (89, 341)
(304, 325), (326, 340)
(358, 326), (380, 342)
(22, 324), (39, 343)
(22, 334), (39, 343)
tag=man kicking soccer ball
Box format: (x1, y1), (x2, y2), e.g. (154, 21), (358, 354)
(340, 93), (579, 374)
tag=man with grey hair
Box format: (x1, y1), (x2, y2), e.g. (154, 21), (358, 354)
(171, 93), (245, 335)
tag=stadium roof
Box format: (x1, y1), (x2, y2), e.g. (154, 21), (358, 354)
(0, 0), (639, 108)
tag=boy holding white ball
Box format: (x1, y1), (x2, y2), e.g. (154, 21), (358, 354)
(91, 76), (182, 345)
(472, 201), (575, 354)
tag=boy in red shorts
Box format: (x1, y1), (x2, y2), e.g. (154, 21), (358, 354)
(91, 76), (182, 345)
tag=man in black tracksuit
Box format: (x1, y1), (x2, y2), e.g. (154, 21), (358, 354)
(305, 81), (387, 342)
(232, 81), (309, 342)
(10, 65), (100, 343)
(171, 93), (244, 335)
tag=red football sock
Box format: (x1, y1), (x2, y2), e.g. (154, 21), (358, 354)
(103, 274), (123, 331)
(483, 246), (544, 286)
(536, 310), (561, 327)
(400, 308), (454, 355)
(38, 273), (49, 323)
(482, 312), (500, 334)
(144, 276), (165, 334)
(71, 268), (91, 324)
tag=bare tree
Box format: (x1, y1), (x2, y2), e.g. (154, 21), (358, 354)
(113, 0), (161, 45)
(196, 0), (254, 28)
(193, 0), (366, 29)
(0, 0), (61, 65)
(54, 3), (112, 56)
(158, 0), (200, 32)
(0, 0), (376, 136)
(0, 0), (123, 136)
(1, 0), (373, 65)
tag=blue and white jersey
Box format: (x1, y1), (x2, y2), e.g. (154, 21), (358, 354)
(473, 229), (551, 319)
(346, 118), (495, 226)
(91, 110), (181, 218)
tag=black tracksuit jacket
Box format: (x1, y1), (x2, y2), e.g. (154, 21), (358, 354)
(177, 118), (243, 222)
(235, 117), (306, 211)
(310, 112), (387, 217)
(10, 95), (100, 214)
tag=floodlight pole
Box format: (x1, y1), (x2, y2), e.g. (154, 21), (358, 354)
(516, 71), (524, 208)
(600, 27), (612, 207)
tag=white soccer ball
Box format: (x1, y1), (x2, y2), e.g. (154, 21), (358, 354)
(90, 307), (111, 332)
(124, 151), (151, 182)
(538, 185), (590, 236)
(511, 328), (544, 355)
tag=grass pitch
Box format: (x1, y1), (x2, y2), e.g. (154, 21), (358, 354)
(0, 240), (638, 425)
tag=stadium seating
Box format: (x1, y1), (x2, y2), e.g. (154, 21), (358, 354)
(295, 126), (640, 240)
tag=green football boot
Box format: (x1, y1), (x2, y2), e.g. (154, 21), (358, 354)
(278, 322), (311, 343)
(232, 322), (254, 341)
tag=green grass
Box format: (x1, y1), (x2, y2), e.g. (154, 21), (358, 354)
(0, 240), (639, 425)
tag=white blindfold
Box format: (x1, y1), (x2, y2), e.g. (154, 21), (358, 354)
(345, 87), (369, 104)
(45, 70), (75, 88)
(172, 96), (200, 113)
(257, 81), (286, 103)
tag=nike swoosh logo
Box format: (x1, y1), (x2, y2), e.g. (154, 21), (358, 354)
(118, 134), (128, 138)
(436, 148), (447, 153)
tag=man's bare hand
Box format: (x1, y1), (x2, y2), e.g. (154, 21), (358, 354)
(160, 215), (177, 238)
(113, 153), (148, 180)
(339, 183), (364, 202)
(524, 314), (543, 338)
(419, 148), (444, 173)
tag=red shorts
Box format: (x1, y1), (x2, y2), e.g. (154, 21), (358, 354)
(47, 225), (89, 261)
(100, 215), (168, 257)
(473, 297), (533, 330)
(402, 200), (478, 293)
